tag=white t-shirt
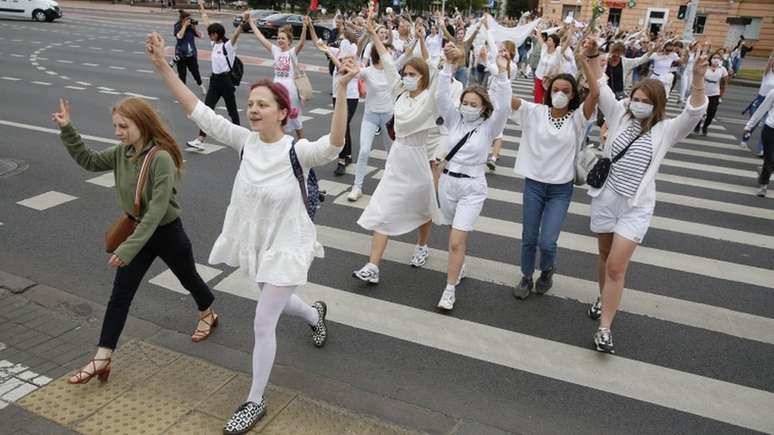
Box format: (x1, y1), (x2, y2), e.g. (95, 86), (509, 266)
(360, 66), (392, 113)
(651, 52), (679, 77)
(703, 66), (728, 97)
(210, 40), (237, 74)
(332, 39), (359, 99)
(426, 33), (443, 63)
(271, 45), (297, 94)
(758, 71), (774, 97)
(512, 103), (592, 184)
(535, 49), (561, 80)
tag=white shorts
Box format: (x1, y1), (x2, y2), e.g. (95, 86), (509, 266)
(590, 186), (653, 244)
(438, 174), (487, 232)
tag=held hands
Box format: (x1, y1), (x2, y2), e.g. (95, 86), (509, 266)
(303, 15), (311, 27)
(693, 54), (709, 79)
(51, 98), (71, 127)
(314, 38), (328, 52)
(337, 58), (360, 86)
(241, 11), (250, 23)
(145, 32), (166, 67)
(442, 42), (462, 65)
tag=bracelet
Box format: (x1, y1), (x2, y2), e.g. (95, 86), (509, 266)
(586, 53), (600, 59)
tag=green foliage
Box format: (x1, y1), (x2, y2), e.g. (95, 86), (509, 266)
(504, 0), (530, 19)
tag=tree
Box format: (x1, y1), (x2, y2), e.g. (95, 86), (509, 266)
(505, 0), (532, 19)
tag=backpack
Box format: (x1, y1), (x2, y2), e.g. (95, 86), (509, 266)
(240, 139), (322, 221)
(222, 44), (244, 86)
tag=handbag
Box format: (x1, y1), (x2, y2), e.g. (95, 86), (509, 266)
(432, 128), (476, 188)
(585, 132), (642, 188)
(385, 92), (404, 141)
(222, 44), (244, 87)
(574, 143), (598, 186)
(291, 54), (313, 103)
(105, 147), (158, 254)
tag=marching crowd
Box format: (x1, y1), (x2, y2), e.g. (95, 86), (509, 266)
(47, 3), (773, 434)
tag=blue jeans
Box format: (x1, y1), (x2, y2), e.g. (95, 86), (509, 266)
(454, 67), (469, 88)
(354, 111), (393, 189)
(520, 178), (574, 276)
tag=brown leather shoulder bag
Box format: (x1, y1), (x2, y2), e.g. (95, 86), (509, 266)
(105, 147), (158, 254)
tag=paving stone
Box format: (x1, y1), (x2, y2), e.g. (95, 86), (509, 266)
(0, 378), (25, 396)
(16, 371), (38, 381)
(13, 331), (54, 351)
(2, 382), (38, 402)
(0, 271), (36, 294)
(261, 396), (358, 435)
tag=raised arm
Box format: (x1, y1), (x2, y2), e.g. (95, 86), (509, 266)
(746, 90), (774, 131)
(146, 32), (249, 150)
(176, 19), (189, 40)
(247, 13), (273, 51)
(230, 12), (247, 45)
(296, 16), (309, 54)
(367, 15), (401, 96)
(306, 16), (320, 42)
(580, 43), (599, 121)
(197, 0), (209, 28)
(437, 43), (461, 126)
(416, 23), (429, 61)
(315, 39), (343, 70)
(486, 55), (514, 136)
(690, 55), (708, 108)
(51, 99), (117, 172)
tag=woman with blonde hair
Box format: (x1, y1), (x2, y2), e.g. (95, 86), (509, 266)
(146, 31), (354, 433)
(247, 14), (308, 139)
(587, 56), (709, 354)
(51, 96), (218, 385)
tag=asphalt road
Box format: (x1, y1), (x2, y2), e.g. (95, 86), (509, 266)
(1, 8), (773, 434)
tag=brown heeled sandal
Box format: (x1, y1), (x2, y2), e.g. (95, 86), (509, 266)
(192, 311), (219, 343)
(67, 357), (112, 385)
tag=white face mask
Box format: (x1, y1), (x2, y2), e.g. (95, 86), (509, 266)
(629, 101), (654, 120)
(711, 58), (721, 67)
(460, 104), (482, 122)
(551, 91), (570, 109)
(403, 76), (420, 91)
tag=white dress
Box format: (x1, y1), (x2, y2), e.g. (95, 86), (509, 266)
(271, 45), (303, 133)
(189, 101), (340, 286)
(357, 55), (441, 236)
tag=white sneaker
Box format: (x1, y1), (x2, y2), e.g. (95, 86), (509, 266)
(456, 264), (466, 285)
(347, 186), (362, 202)
(408, 245), (429, 268)
(199, 83), (207, 96)
(437, 290), (455, 310)
(757, 185), (767, 198)
(186, 137), (206, 151)
(352, 263), (379, 284)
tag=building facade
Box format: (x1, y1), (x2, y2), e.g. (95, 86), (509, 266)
(538, 0), (773, 57)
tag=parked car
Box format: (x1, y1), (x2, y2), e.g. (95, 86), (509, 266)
(232, 9), (279, 32)
(0, 0), (62, 22)
(252, 13), (333, 41)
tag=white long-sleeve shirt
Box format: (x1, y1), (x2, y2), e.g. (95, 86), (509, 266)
(592, 78), (708, 208)
(746, 88), (774, 130)
(436, 65), (512, 178)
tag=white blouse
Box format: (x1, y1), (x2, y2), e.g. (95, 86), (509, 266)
(382, 54), (440, 138)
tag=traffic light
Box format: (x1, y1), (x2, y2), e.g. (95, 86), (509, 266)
(677, 4), (687, 20)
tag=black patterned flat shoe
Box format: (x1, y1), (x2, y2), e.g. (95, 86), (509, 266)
(223, 400), (266, 435)
(310, 301), (328, 348)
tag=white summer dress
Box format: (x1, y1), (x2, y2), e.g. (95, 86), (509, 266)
(356, 55), (441, 236)
(189, 101), (340, 286)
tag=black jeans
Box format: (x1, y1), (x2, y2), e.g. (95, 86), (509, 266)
(332, 98), (359, 160)
(760, 125), (774, 186)
(199, 73), (239, 138)
(697, 95), (720, 133)
(98, 218), (214, 349)
(176, 56), (202, 86)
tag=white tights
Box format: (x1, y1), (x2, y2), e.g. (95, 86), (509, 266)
(246, 283), (319, 403)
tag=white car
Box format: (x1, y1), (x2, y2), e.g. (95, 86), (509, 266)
(0, 0), (63, 22)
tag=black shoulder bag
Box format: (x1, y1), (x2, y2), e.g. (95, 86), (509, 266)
(222, 43), (244, 87)
(586, 132), (643, 188)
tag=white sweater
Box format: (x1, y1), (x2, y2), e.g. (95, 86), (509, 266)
(590, 78), (708, 208)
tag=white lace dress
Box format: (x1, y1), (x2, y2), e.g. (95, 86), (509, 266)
(189, 101), (340, 286)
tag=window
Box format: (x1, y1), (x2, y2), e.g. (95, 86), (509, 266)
(561, 5), (581, 21)
(693, 14), (707, 34)
(744, 17), (762, 39)
(608, 8), (622, 27)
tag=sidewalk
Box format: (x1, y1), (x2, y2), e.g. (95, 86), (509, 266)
(0, 271), (429, 435)
(57, 0), (238, 19)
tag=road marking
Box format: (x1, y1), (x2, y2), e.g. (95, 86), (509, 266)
(69, 45), (81, 48)
(135, 69), (154, 74)
(64, 86), (87, 90)
(108, 66), (126, 70)
(0, 77), (21, 81)
(45, 71), (57, 76)
(30, 62), (38, 66)
(36, 67), (45, 70)
(56, 60), (73, 64)
(97, 86), (115, 91)
(149, 268), (774, 434)
(16, 191), (77, 211)
(148, 263), (222, 294)
(110, 49), (124, 52)
(184, 142), (225, 155)
(29, 81), (52, 86)
(89, 47), (102, 50)
(132, 51), (145, 55)
(85, 173), (115, 188)
(335, 194), (774, 289)
(122, 92), (158, 101)
(9, 54), (24, 58)
(83, 63), (99, 67)
(11, 39), (22, 42)
(309, 108), (334, 115)
(99, 90), (122, 95)
(60, 75), (70, 80)
(76, 81), (91, 86)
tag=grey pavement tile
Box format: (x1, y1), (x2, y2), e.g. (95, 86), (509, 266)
(0, 301), (31, 319)
(10, 306), (48, 326)
(0, 271), (36, 294)
(0, 404), (77, 435)
(12, 331), (54, 351)
(27, 317), (78, 337)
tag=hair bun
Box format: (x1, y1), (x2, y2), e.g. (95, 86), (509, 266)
(288, 107), (299, 119)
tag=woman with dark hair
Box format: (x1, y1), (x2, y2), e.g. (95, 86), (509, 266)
(51, 96), (218, 384)
(186, 1), (246, 151)
(352, 17), (440, 284)
(587, 55), (709, 354)
(173, 9), (205, 95)
(693, 51), (728, 136)
(511, 40), (600, 300)
(434, 43), (512, 311)
(146, 31), (355, 433)
(246, 14), (308, 140)
(532, 30), (566, 103)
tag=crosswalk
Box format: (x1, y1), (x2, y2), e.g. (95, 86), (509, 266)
(3, 34), (773, 431)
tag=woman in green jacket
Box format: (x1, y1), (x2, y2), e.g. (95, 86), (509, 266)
(51, 97), (218, 385)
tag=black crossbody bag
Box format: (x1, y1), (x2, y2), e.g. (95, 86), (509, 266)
(586, 132), (642, 188)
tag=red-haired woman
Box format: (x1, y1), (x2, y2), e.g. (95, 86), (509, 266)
(146, 32), (355, 434)
(51, 96), (218, 385)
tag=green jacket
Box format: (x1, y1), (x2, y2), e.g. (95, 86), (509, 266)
(59, 123), (181, 264)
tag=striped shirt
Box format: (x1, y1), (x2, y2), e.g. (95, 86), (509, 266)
(607, 122), (652, 198)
